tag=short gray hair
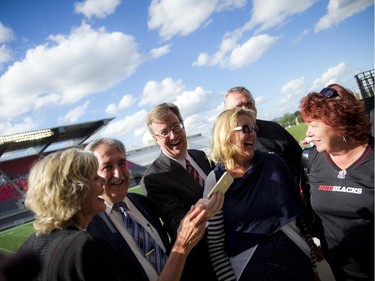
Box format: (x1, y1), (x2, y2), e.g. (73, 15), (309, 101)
(85, 137), (126, 155)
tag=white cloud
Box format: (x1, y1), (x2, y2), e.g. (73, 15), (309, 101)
(34, 94), (61, 109)
(105, 104), (118, 116)
(310, 62), (349, 90)
(254, 96), (265, 106)
(142, 130), (154, 145)
(0, 45), (12, 69)
(59, 101), (90, 123)
(293, 29), (311, 44)
(105, 94), (136, 114)
(194, 0), (316, 68)
(74, 0), (121, 19)
(315, 0), (373, 33)
(0, 22), (14, 69)
(148, 0), (217, 40)
(174, 86), (212, 116)
(147, 0), (249, 40)
(0, 117), (38, 136)
(0, 22), (146, 120)
(244, 0), (317, 34)
(281, 76), (305, 93)
(139, 77), (185, 106)
(0, 22), (14, 44)
(227, 34), (279, 68)
(98, 109), (148, 140)
(149, 45), (171, 58)
(216, 0), (247, 12)
(194, 34), (279, 69)
(138, 83), (213, 143)
(184, 113), (212, 137)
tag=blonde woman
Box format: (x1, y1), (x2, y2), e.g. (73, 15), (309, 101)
(19, 148), (127, 281)
(204, 108), (316, 281)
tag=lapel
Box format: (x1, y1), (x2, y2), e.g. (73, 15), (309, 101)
(127, 193), (172, 252)
(89, 212), (148, 281)
(156, 151), (206, 198)
(188, 149), (213, 174)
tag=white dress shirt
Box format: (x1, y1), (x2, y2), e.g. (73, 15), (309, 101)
(105, 196), (167, 281)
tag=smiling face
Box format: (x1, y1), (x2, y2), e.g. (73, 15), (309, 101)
(230, 114), (257, 162)
(80, 173), (106, 219)
(92, 143), (130, 204)
(305, 120), (342, 153)
(151, 109), (188, 160)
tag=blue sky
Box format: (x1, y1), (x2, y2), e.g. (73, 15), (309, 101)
(0, 0), (373, 149)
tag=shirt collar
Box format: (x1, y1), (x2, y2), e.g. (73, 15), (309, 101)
(161, 149), (188, 168)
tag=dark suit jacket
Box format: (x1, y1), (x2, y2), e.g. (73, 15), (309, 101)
(141, 149), (217, 281)
(88, 193), (171, 281)
(256, 119), (302, 179)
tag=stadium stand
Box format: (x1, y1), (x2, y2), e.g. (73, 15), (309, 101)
(0, 118), (114, 231)
(0, 119), (207, 232)
(355, 69), (374, 115)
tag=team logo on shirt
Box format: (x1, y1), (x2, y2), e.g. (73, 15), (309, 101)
(318, 185), (362, 194)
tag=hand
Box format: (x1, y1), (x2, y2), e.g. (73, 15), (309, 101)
(173, 205), (208, 254)
(195, 192), (224, 218)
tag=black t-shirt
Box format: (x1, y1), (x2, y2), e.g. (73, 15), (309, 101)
(309, 139), (374, 279)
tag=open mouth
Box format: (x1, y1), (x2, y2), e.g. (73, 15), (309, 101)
(244, 141), (254, 148)
(169, 138), (182, 147)
(108, 178), (126, 186)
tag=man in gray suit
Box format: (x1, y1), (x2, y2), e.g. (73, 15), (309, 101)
(86, 138), (215, 281)
(141, 103), (222, 281)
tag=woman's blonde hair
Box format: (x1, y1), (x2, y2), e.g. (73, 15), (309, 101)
(209, 108), (256, 170)
(25, 148), (98, 235)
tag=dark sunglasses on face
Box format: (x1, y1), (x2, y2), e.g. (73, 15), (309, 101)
(320, 87), (339, 98)
(233, 124), (259, 134)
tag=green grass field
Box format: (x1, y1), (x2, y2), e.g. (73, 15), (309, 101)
(0, 221), (34, 254)
(286, 123), (307, 142)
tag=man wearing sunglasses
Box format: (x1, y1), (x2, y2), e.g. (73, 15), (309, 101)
(224, 86), (302, 184)
(141, 103), (223, 281)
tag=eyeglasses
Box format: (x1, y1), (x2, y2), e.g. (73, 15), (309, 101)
(320, 87), (339, 98)
(233, 124), (258, 134)
(154, 123), (184, 138)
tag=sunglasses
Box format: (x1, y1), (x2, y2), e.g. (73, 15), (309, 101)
(320, 87), (339, 98)
(233, 124), (259, 134)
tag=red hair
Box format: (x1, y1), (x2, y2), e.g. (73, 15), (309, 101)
(299, 83), (371, 142)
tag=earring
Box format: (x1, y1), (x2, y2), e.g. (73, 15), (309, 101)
(342, 136), (347, 143)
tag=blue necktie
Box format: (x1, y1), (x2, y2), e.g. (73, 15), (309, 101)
(186, 159), (205, 187)
(115, 202), (168, 274)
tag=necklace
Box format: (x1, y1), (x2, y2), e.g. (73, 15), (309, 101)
(69, 221), (86, 231)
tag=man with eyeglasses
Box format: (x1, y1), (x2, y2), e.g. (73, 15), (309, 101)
(141, 103), (222, 281)
(225, 86), (302, 183)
